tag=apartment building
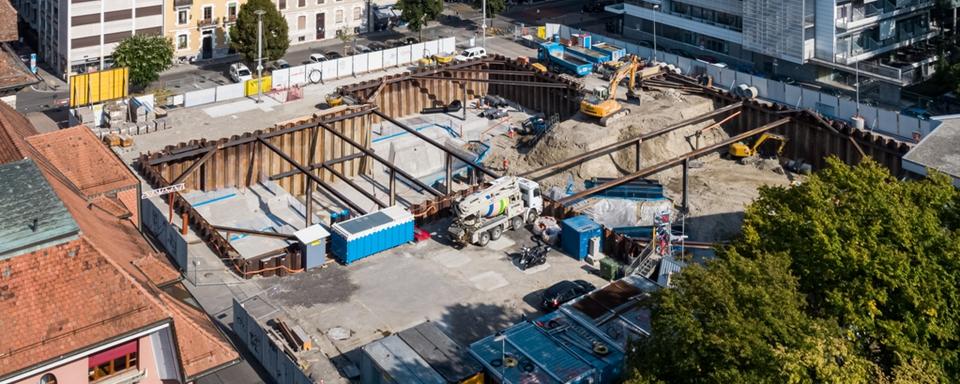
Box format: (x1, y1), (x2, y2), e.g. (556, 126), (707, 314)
(275, 0), (370, 45)
(12, 0), (164, 79)
(606, 0), (956, 100)
(166, 0), (246, 61)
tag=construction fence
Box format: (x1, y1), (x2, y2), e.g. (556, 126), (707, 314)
(549, 24), (939, 142)
(179, 37), (456, 109)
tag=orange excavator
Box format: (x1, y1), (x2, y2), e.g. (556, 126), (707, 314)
(579, 55), (661, 126)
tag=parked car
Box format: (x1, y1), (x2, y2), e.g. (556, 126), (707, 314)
(404, 37), (419, 45)
(355, 44), (372, 53)
(309, 53), (328, 63)
(455, 47), (487, 62)
(229, 63), (253, 83)
(369, 41), (388, 51)
(540, 280), (596, 311)
(901, 106), (932, 120)
(325, 51), (343, 59)
(271, 59), (290, 70)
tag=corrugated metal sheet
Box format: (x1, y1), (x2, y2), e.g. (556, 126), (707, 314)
(397, 322), (482, 383)
(362, 335), (447, 384)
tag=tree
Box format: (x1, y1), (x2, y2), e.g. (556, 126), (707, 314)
(626, 158), (960, 383)
(472, 0), (507, 20)
(229, 0), (289, 63)
(395, 0), (443, 41)
(733, 158), (960, 380)
(112, 34), (174, 89)
(626, 251), (880, 383)
(336, 27), (355, 56)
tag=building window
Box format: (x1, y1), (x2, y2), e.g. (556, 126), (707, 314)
(203, 5), (213, 21)
(87, 341), (139, 381)
(335, 9), (343, 23)
(177, 34), (188, 50)
(299, 0), (306, 7)
(177, 9), (188, 25)
(39, 374), (57, 384)
(227, 3), (238, 19)
(279, 0), (287, 9)
(353, 7), (361, 21)
(318, 0), (325, 4)
(298, 15), (306, 30)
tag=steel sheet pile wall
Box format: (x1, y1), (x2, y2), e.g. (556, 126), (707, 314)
(341, 55), (583, 123)
(137, 107), (376, 279)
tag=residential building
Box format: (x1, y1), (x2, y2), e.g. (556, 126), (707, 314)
(11, 0), (164, 79)
(165, 0), (246, 62)
(606, 0), (957, 102)
(0, 1), (40, 108)
(275, 0), (370, 46)
(0, 103), (241, 383)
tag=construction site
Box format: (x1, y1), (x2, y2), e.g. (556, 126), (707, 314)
(135, 51), (911, 383)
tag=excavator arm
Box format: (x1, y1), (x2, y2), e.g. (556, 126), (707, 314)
(606, 55), (639, 101)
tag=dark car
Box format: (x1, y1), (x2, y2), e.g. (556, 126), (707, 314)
(404, 37), (419, 45)
(540, 280), (596, 311)
(325, 51), (343, 59)
(369, 41), (387, 51)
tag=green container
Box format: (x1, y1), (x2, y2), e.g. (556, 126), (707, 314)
(600, 257), (623, 281)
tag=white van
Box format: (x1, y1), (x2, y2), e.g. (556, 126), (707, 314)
(455, 47), (487, 62)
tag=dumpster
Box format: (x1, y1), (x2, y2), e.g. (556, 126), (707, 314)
(561, 215), (603, 260)
(331, 206), (414, 264)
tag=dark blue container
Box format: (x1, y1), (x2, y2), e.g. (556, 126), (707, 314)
(331, 206), (414, 264)
(561, 215), (603, 260)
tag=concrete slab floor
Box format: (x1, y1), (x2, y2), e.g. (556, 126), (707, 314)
(253, 218), (607, 375)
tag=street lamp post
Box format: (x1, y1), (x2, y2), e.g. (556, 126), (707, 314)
(482, 0), (487, 48)
(652, 4), (659, 63)
(255, 9), (266, 104)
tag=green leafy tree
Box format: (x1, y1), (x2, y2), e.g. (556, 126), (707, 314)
(395, 0), (442, 41)
(336, 27), (355, 56)
(472, 0), (506, 19)
(112, 34), (174, 89)
(229, 0), (289, 63)
(733, 157), (960, 380)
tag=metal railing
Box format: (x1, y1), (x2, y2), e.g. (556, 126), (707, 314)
(197, 17), (219, 29)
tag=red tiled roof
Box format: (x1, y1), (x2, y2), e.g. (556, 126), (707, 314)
(0, 105), (239, 380)
(0, 1), (16, 42)
(27, 126), (138, 198)
(0, 238), (172, 376)
(0, 97), (37, 164)
(0, 44), (34, 92)
(37, 151), (240, 380)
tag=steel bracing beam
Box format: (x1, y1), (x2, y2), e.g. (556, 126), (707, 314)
(318, 122), (444, 197)
(212, 225), (297, 240)
(558, 117), (792, 204)
(147, 108), (375, 165)
(372, 110), (500, 179)
(522, 102), (743, 180)
(169, 144), (219, 185)
(269, 153), (365, 181)
(410, 75), (572, 89)
(256, 136), (368, 215)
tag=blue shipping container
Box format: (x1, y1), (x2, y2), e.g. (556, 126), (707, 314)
(561, 215), (603, 260)
(331, 206), (414, 264)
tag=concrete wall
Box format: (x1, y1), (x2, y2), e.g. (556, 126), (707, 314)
(232, 298), (312, 384)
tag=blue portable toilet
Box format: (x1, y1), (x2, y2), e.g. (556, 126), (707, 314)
(294, 224), (330, 269)
(561, 215), (602, 260)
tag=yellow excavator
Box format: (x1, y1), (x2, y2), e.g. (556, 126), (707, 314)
(580, 55), (648, 126)
(729, 133), (787, 158)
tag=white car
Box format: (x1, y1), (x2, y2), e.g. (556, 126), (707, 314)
(229, 63), (253, 83)
(309, 53), (328, 63)
(455, 47), (487, 62)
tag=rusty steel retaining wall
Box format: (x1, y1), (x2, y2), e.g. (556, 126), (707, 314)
(340, 55), (583, 122)
(137, 107), (375, 278)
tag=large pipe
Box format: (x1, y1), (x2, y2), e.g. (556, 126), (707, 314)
(257, 137), (368, 215)
(558, 117), (791, 204)
(522, 102), (743, 179)
(373, 110), (499, 179)
(319, 122), (444, 197)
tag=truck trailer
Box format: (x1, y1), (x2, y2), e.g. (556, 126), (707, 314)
(538, 43), (593, 77)
(448, 176), (543, 247)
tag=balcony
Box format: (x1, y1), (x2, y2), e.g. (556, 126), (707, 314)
(835, 0), (934, 31)
(197, 17), (219, 29)
(174, 0), (193, 7)
(224, 15), (237, 25)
